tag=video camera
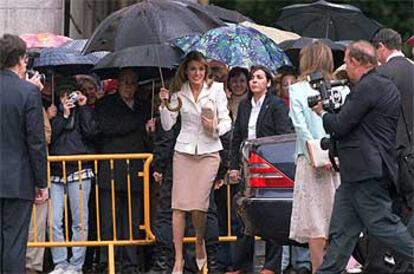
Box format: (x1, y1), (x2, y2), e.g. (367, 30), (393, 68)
(307, 71), (348, 113)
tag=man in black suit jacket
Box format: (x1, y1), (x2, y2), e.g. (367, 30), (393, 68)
(0, 34), (48, 273)
(373, 28), (414, 149)
(312, 41), (414, 274)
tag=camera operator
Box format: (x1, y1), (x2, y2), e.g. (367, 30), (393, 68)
(312, 41), (414, 274)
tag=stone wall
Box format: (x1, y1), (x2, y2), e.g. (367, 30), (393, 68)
(0, 0), (64, 35)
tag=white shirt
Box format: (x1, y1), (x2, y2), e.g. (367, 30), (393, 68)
(159, 81), (232, 155)
(247, 94), (265, 140)
(386, 51), (405, 63)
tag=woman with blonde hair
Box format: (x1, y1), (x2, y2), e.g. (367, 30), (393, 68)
(288, 41), (345, 273)
(159, 51), (232, 274)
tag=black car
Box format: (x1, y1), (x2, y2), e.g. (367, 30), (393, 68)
(235, 133), (297, 244)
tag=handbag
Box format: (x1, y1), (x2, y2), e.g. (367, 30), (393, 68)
(398, 107), (414, 207)
(306, 139), (330, 168)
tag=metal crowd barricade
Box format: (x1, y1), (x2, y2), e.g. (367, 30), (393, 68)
(27, 153), (247, 273)
(28, 153), (154, 274)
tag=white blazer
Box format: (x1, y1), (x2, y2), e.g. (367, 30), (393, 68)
(159, 81), (232, 155)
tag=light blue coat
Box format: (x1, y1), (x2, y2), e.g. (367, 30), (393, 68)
(289, 81), (328, 162)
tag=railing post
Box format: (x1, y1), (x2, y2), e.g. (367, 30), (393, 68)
(108, 243), (115, 274)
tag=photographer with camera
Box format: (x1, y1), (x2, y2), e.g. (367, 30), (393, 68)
(288, 41), (345, 274)
(48, 78), (98, 274)
(312, 41), (414, 274)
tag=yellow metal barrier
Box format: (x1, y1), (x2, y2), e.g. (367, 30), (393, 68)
(27, 153), (251, 273)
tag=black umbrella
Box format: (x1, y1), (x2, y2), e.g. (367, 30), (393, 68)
(276, 0), (382, 41)
(92, 43), (183, 80)
(82, 0), (224, 54)
(280, 37), (345, 69)
(203, 4), (253, 23)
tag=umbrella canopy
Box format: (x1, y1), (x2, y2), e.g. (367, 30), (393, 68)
(174, 25), (291, 73)
(33, 47), (102, 74)
(20, 33), (72, 49)
(280, 37), (345, 69)
(204, 4), (253, 23)
(82, 0), (224, 54)
(60, 39), (109, 60)
(92, 43), (183, 80)
(276, 0), (382, 41)
(240, 21), (300, 44)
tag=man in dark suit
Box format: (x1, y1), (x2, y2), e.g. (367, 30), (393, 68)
(373, 28), (414, 149)
(362, 27), (414, 274)
(312, 41), (414, 274)
(0, 34), (48, 273)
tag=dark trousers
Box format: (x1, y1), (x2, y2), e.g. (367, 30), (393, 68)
(317, 176), (414, 274)
(0, 198), (33, 273)
(99, 189), (143, 269)
(216, 184), (282, 273)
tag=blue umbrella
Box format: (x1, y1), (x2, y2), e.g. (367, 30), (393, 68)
(174, 25), (291, 73)
(33, 47), (107, 74)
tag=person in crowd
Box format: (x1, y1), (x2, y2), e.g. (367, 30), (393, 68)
(276, 65), (297, 108)
(26, 83), (54, 274)
(209, 60), (229, 84)
(158, 51), (232, 274)
(288, 41), (343, 274)
(48, 78), (98, 274)
(312, 40), (414, 273)
(227, 67), (249, 121)
(228, 65), (293, 274)
(213, 66), (249, 272)
(95, 68), (152, 274)
(0, 33), (49, 274)
(76, 74), (104, 107)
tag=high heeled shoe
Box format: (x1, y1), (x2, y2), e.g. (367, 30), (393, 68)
(172, 260), (184, 274)
(196, 241), (207, 271)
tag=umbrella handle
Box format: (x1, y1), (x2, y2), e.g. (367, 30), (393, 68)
(163, 97), (182, 112)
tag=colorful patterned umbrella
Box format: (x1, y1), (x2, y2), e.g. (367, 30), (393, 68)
(20, 33), (72, 49)
(174, 25), (291, 73)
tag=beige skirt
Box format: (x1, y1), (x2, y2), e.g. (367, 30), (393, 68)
(172, 151), (220, 212)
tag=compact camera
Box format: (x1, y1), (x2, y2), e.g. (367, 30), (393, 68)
(307, 72), (348, 113)
(26, 69), (46, 83)
(67, 91), (80, 105)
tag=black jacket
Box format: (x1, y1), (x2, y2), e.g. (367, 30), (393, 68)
(95, 93), (151, 192)
(230, 93), (293, 169)
(323, 69), (400, 184)
(0, 70), (47, 200)
(377, 56), (414, 148)
(50, 105), (98, 177)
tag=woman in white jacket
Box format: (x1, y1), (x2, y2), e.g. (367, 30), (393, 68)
(159, 51), (232, 274)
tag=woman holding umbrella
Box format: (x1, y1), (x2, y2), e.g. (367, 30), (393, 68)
(159, 51), (232, 273)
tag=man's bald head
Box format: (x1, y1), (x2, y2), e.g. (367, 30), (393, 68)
(344, 41), (377, 82)
(347, 41), (378, 67)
